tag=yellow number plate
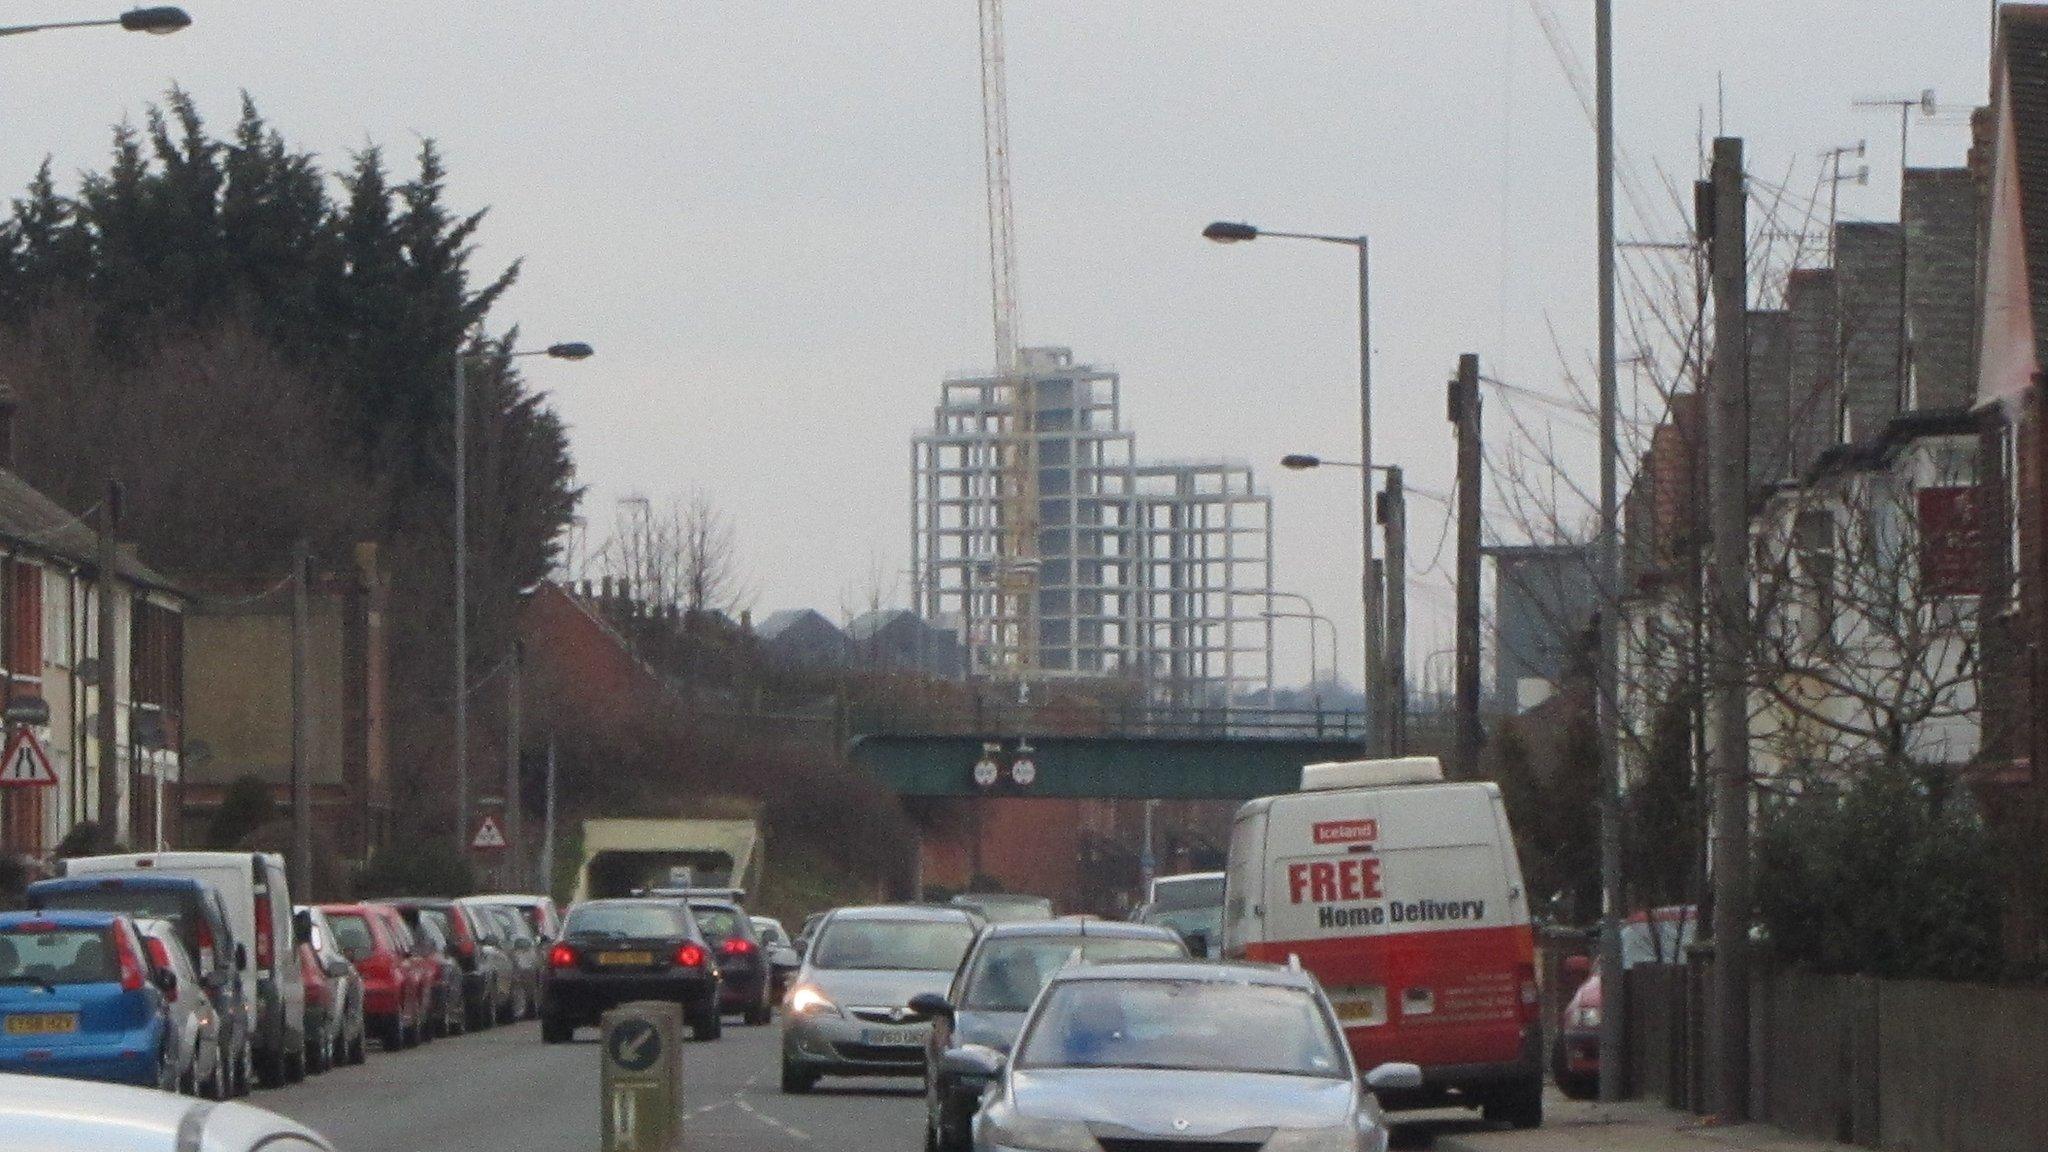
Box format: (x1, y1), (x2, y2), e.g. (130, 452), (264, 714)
(597, 951), (653, 967)
(5, 1013), (78, 1035)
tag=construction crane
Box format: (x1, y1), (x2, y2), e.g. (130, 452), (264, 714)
(977, 0), (1039, 679)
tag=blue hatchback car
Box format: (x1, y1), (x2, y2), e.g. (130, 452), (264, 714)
(0, 910), (174, 1089)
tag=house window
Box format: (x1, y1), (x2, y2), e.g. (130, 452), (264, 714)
(1795, 509), (1836, 648)
(5, 560), (41, 685)
(1917, 487), (1982, 598)
(41, 569), (68, 668)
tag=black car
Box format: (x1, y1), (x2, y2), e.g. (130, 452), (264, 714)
(912, 918), (1189, 1152)
(688, 899), (773, 1026)
(541, 899), (722, 1043)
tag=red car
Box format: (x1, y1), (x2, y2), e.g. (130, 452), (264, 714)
(320, 903), (435, 1050)
(1554, 906), (1696, 1099)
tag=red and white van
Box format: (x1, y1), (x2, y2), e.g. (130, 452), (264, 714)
(1222, 757), (1543, 1128)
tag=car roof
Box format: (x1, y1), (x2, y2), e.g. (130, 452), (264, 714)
(31, 873), (210, 892)
(829, 904), (980, 924)
(1047, 959), (1316, 989)
(978, 919), (1184, 942)
(0, 909), (125, 928)
(0, 1071), (334, 1148)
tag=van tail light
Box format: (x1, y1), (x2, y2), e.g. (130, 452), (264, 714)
(547, 943), (578, 970)
(195, 921), (216, 954)
(253, 896), (275, 972)
(114, 928), (147, 993)
(1517, 962), (1541, 1025)
(720, 938), (756, 958)
(676, 944), (706, 969)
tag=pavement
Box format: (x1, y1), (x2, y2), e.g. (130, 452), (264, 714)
(1427, 1093), (1862, 1152)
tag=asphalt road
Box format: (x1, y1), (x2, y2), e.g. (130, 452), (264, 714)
(259, 1015), (928, 1152)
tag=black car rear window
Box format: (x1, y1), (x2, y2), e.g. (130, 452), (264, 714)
(565, 905), (686, 939)
(690, 906), (742, 943)
(35, 887), (207, 962)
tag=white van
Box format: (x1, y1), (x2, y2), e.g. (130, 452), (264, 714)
(1223, 757), (1544, 1129)
(62, 851), (307, 1087)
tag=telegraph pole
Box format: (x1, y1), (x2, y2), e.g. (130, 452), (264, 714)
(1381, 467), (1408, 755)
(539, 734), (558, 894)
(1450, 355), (1484, 779)
(290, 541), (313, 898)
(1594, 0), (1629, 1104)
(505, 642), (523, 882)
(94, 481), (123, 845)
(1707, 133), (1753, 1121)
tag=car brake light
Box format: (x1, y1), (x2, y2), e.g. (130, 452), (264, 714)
(720, 938), (756, 957)
(115, 929), (147, 993)
(677, 944), (706, 969)
(548, 943), (577, 970)
(144, 938), (171, 969)
(253, 896), (274, 972)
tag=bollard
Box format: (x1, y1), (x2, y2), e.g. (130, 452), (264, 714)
(600, 1001), (684, 1152)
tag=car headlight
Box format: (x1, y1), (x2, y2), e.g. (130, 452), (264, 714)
(787, 986), (840, 1017)
(1574, 1005), (1602, 1029)
(1265, 1124), (1366, 1152)
(980, 1108), (1097, 1152)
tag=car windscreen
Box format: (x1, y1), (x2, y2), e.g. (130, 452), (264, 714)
(1017, 979), (1347, 1078)
(417, 908), (455, 944)
(1150, 875), (1225, 913)
(34, 887), (208, 963)
(812, 919), (976, 971)
(325, 913), (378, 963)
(963, 937), (1187, 1011)
(0, 926), (119, 985)
(690, 906), (742, 944)
(564, 905), (686, 940)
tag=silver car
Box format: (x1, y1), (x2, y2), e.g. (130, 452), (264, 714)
(779, 904), (980, 1093)
(134, 919), (224, 1099)
(0, 1070), (334, 1150)
(953, 961), (1423, 1152)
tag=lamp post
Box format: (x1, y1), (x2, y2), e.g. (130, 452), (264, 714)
(453, 339), (592, 853)
(1206, 222), (1378, 753)
(0, 7), (191, 37)
(1262, 610), (1337, 693)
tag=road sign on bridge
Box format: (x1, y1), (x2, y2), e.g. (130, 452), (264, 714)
(847, 733), (1369, 800)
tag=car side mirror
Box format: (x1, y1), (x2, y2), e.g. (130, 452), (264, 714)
(940, 1044), (1005, 1080)
(152, 968), (178, 998)
(236, 943), (249, 972)
(1563, 954), (1593, 985)
(771, 947), (801, 970)
(1364, 1062), (1424, 1093)
(325, 959), (352, 980)
(907, 992), (955, 1021)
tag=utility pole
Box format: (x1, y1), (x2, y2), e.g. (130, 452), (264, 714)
(539, 734), (558, 895)
(1449, 355), (1483, 779)
(1594, 0), (1629, 1105)
(453, 344), (470, 854)
(505, 642), (523, 883)
(1707, 133), (1753, 1121)
(94, 481), (123, 845)
(290, 541), (313, 898)
(1381, 467), (1408, 755)
(1357, 239), (1380, 755)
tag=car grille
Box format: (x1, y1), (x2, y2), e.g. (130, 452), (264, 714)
(849, 1007), (922, 1025)
(1095, 1141), (1268, 1152)
(830, 1042), (927, 1065)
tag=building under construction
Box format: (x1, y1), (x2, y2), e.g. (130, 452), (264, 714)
(912, 347), (1274, 703)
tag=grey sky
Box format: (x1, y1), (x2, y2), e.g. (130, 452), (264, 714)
(0, 2), (1995, 687)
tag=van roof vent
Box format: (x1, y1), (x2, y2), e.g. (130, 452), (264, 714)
(1300, 757), (1446, 791)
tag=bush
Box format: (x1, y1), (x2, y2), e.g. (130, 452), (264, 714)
(209, 775), (278, 848)
(1756, 761), (2001, 981)
(353, 839), (476, 899)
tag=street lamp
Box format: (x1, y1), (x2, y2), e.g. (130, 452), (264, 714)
(453, 337), (593, 853)
(0, 7), (191, 37)
(1206, 219), (1379, 753)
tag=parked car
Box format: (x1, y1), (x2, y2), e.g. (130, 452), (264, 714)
(793, 912), (826, 957)
(0, 1072), (336, 1151)
(471, 902), (541, 1021)
(540, 899), (721, 1043)
(0, 910), (176, 1090)
(482, 895), (562, 942)
(1554, 905), (1697, 1099)
(954, 960), (1422, 1152)
(912, 919), (1189, 1152)
(60, 852), (305, 1089)
(948, 893), (1055, 924)
(318, 903), (431, 1050)
(379, 897), (508, 1032)
(135, 919), (224, 1098)
(752, 916), (801, 1001)
(779, 904), (980, 1093)
(27, 872), (254, 1097)
(292, 907), (365, 1071)
(408, 914), (467, 1038)
(690, 898), (773, 1025)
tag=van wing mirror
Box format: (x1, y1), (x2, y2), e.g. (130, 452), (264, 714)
(1364, 1062), (1424, 1093)
(152, 967), (178, 998)
(940, 1044), (1005, 1080)
(906, 992), (954, 1021)
(236, 943), (249, 972)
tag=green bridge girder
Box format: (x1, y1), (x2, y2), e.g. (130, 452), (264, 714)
(845, 733), (1369, 800)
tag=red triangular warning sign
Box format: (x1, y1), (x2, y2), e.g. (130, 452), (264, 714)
(470, 814), (508, 851)
(0, 728), (56, 787)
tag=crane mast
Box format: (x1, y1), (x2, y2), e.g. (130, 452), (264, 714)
(978, 0), (1038, 678)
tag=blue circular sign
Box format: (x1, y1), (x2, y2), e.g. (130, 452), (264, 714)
(607, 1018), (663, 1073)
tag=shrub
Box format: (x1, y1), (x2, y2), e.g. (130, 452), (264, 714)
(353, 839), (476, 899)
(209, 775), (278, 849)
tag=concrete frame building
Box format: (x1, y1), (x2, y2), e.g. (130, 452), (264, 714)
(912, 347), (1274, 703)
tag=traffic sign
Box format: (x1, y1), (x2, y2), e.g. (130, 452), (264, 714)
(470, 814), (508, 851)
(972, 757), (1001, 788)
(0, 729), (56, 787)
(607, 1017), (663, 1073)
(1010, 757), (1037, 787)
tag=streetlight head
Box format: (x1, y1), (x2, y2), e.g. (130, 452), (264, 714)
(1280, 454), (1322, 471)
(545, 342), (595, 361)
(120, 7), (192, 34)
(1203, 221), (1259, 244)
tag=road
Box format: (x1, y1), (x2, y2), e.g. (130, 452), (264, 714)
(260, 1017), (926, 1152)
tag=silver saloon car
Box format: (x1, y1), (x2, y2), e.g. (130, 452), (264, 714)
(956, 961), (1423, 1152)
(780, 904), (980, 1093)
(0, 1071), (334, 1150)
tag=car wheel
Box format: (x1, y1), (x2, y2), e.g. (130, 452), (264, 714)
(780, 1061), (816, 1093)
(691, 1009), (722, 1042)
(284, 1041), (306, 1084)
(207, 1056), (227, 1100)
(233, 1042), (253, 1096)
(541, 1015), (574, 1044)
(1482, 1076), (1545, 1130)
(348, 1021), (367, 1066)
(254, 1046), (286, 1090)
(744, 983), (773, 1027)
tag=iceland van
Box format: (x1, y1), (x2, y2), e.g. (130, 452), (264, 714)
(1223, 757), (1543, 1129)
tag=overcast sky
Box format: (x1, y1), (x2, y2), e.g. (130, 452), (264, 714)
(1, 2), (1997, 687)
